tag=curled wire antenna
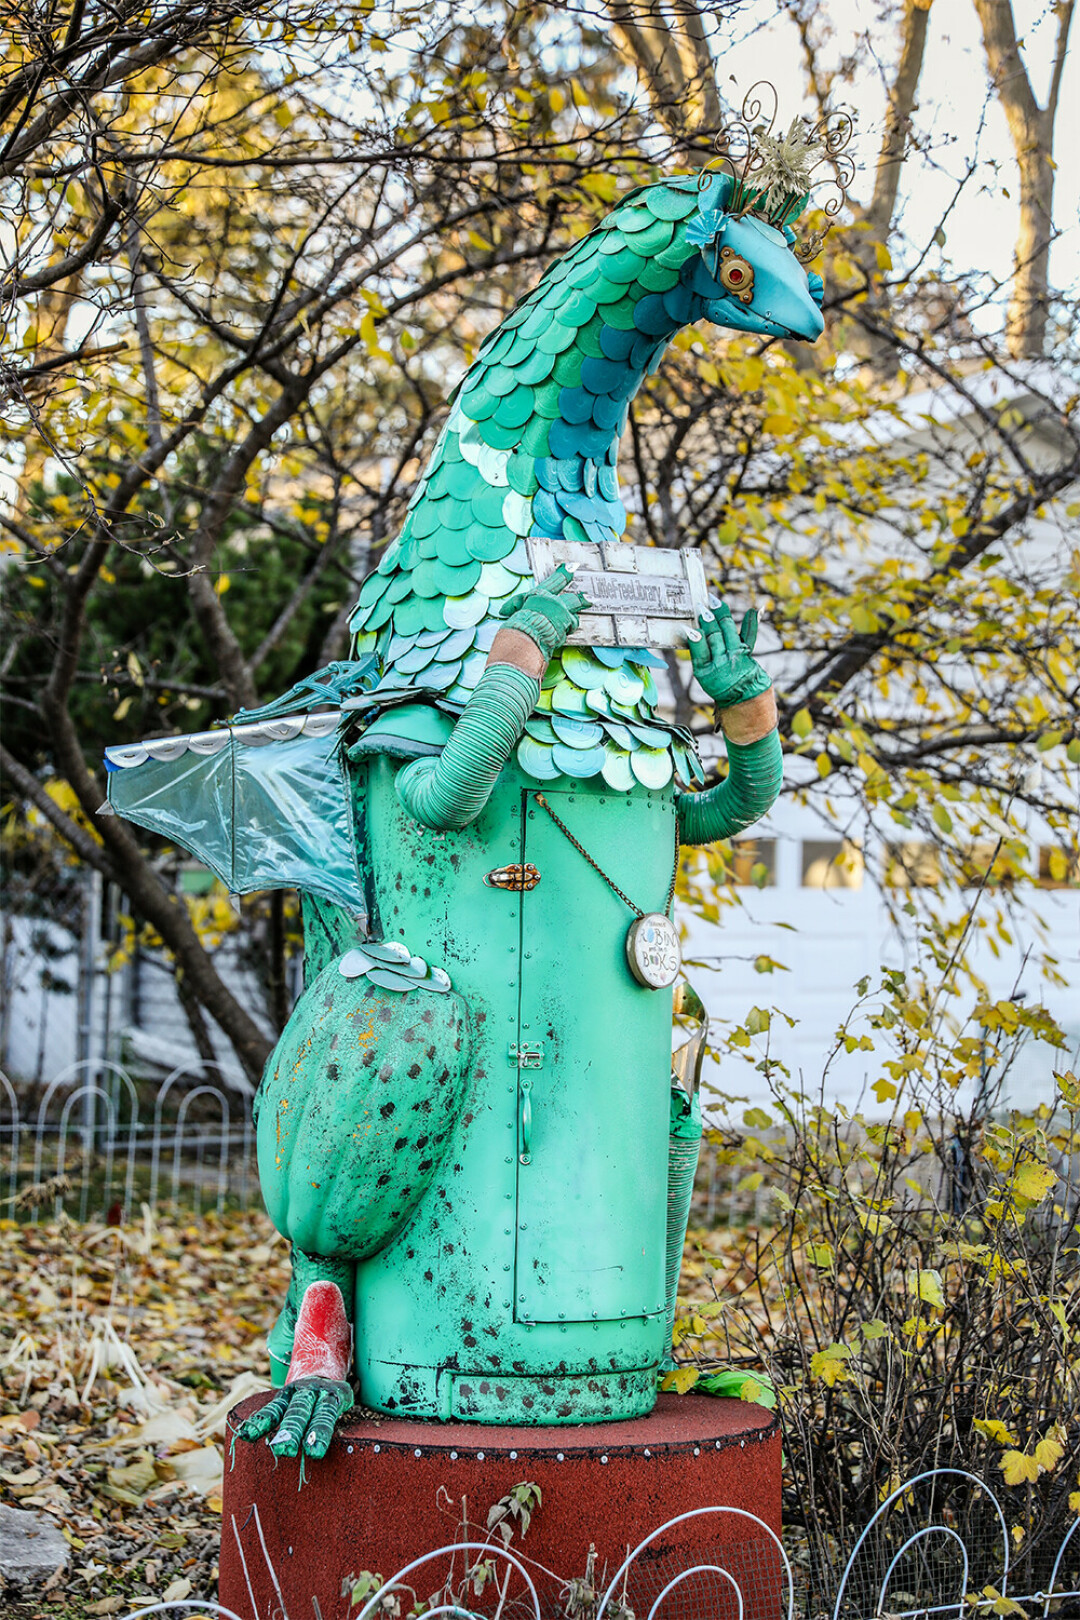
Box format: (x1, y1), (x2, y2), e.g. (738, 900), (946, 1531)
(699, 80), (855, 254)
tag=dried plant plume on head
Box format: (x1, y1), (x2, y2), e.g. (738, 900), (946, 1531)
(700, 80), (855, 261)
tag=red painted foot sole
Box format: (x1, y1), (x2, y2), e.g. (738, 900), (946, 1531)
(220, 1393), (784, 1620)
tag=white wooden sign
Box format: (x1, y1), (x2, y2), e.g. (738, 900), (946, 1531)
(524, 539), (708, 648)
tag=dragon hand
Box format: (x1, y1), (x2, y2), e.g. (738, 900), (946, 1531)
(237, 1377), (354, 1460)
(497, 565), (591, 660)
(686, 603), (772, 710)
(237, 1279), (354, 1461)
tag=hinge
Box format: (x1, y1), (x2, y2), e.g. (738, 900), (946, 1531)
(508, 1042), (544, 1070)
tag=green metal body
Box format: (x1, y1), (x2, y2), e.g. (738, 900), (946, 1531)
(260, 754), (677, 1422)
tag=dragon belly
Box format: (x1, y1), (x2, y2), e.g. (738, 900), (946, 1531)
(255, 963), (472, 1259)
(351, 754), (675, 1423)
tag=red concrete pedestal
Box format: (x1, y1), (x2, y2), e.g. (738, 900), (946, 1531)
(220, 1393), (783, 1620)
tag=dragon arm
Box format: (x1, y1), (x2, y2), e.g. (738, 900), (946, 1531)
(395, 659), (541, 830)
(675, 605), (783, 847)
(395, 568), (587, 832)
(676, 720), (783, 846)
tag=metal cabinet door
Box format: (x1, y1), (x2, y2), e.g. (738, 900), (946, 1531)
(514, 786), (672, 1325)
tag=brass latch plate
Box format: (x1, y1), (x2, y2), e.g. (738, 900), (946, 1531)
(485, 864), (541, 891)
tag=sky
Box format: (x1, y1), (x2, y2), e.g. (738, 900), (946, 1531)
(701, 0), (1078, 324)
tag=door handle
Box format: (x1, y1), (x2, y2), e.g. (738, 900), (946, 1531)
(519, 1081), (532, 1165)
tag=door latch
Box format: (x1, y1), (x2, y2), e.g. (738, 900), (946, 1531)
(485, 864), (541, 891)
(508, 1042), (544, 1069)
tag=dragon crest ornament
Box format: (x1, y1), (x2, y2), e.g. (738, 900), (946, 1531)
(696, 79), (855, 266)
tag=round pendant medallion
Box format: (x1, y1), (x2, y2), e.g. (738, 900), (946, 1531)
(625, 913), (681, 989)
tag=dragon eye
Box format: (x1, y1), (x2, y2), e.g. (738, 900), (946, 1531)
(719, 247), (755, 304)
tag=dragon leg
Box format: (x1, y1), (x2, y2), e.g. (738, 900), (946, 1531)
(267, 1250), (357, 1386)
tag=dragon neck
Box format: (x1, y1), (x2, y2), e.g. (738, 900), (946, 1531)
(348, 179), (710, 727)
(451, 203), (702, 534)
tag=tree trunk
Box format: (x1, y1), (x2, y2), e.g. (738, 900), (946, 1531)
(973, 0), (1074, 358)
(609, 1), (933, 377)
(865, 0), (933, 242)
(1006, 127), (1056, 359)
(815, 0), (932, 379)
(93, 813), (275, 1084)
(605, 0), (722, 137)
(175, 964), (224, 1079)
(0, 739), (274, 1084)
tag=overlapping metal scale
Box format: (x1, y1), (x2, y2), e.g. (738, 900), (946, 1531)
(348, 178), (708, 790)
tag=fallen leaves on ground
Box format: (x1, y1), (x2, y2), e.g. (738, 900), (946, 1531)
(0, 1208), (287, 1618)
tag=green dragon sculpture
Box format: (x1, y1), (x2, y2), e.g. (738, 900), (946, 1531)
(107, 132), (835, 1457)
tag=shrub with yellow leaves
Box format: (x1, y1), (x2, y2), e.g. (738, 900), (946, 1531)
(666, 951), (1079, 1616)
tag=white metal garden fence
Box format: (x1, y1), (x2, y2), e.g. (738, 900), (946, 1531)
(110, 1466), (1080, 1620)
(0, 1059), (256, 1219)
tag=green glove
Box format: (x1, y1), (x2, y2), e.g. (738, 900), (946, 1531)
(695, 1366), (777, 1409)
(686, 602), (772, 709)
(498, 565), (591, 660)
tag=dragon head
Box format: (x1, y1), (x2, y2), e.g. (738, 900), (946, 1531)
(685, 170), (824, 343)
(681, 90), (853, 343)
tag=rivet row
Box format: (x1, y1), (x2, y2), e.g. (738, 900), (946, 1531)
(338, 1434), (754, 1463)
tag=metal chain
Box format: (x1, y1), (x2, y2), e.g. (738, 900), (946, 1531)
(533, 794), (679, 919)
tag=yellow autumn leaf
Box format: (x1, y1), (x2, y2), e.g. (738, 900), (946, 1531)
(981, 1588), (1027, 1617)
(1000, 1450), (1041, 1486)
(106, 1457), (157, 1495)
(1013, 1161), (1056, 1205)
(660, 1365), (700, 1395)
(973, 1419), (1019, 1447)
(1034, 1433), (1066, 1474)
(1050, 1300), (1071, 1341)
(810, 1344), (851, 1387)
(909, 1268), (945, 1310)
